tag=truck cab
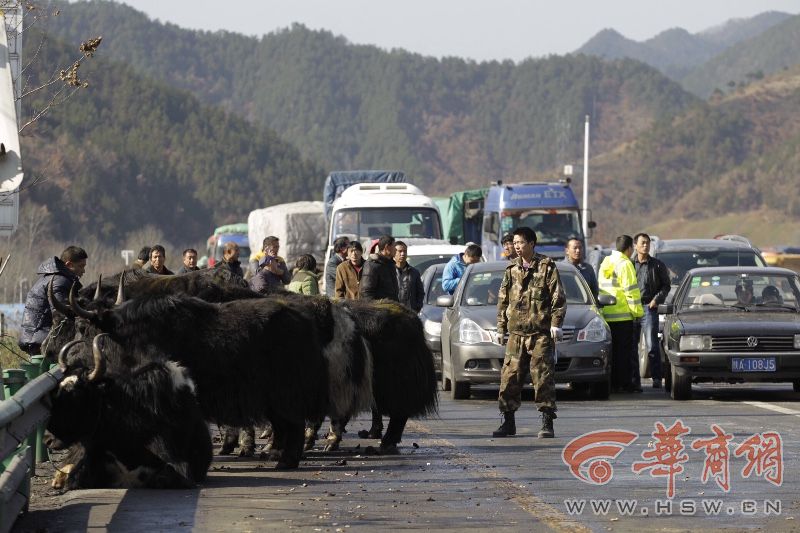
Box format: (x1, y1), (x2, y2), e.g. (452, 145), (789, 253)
(481, 181), (587, 260)
(203, 223), (250, 268)
(327, 183), (443, 255)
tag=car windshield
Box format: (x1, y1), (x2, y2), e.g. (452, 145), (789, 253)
(214, 244), (251, 263)
(332, 208), (442, 243)
(460, 269), (590, 306)
(500, 209), (581, 246)
(425, 273), (447, 305)
(657, 251), (765, 285)
(409, 254), (452, 273)
(678, 273), (800, 311)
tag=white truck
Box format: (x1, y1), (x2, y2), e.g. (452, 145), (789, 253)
(323, 171), (444, 292)
(247, 201), (327, 268)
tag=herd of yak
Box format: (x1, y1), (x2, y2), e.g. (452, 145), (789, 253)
(40, 268), (438, 490)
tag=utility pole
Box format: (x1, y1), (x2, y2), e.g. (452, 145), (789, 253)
(582, 115), (590, 242)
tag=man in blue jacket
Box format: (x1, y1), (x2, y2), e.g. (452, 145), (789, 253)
(442, 244), (482, 294)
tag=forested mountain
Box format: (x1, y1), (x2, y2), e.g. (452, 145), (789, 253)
(20, 29), (322, 244)
(586, 65), (800, 238)
(680, 14), (800, 98)
(41, 0), (696, 196)
(576, 11), (796, 95)
(20, 1), (800, 246)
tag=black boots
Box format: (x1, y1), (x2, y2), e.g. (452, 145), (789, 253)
(492, 411), (516, 438)
(538, 408), (556, 439)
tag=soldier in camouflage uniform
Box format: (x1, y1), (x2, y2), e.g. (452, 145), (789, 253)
(493, 226), (566, 439)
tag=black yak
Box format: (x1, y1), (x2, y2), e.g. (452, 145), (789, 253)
(67, 292), (331, 469)
(47, 336), (212, 489)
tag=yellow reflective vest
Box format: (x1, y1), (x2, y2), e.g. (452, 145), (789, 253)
(598, 250), (644, 322)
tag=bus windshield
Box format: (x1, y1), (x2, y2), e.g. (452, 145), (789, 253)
(332, 208), (442, 243)
(500, 209), (582, 246)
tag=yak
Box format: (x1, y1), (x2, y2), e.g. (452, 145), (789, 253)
(47, 335), (212, 489)
(64, 290), (332, 469)
(259, 289), (438, 454)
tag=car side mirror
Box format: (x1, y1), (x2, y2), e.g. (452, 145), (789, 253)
(658, 304), (674, 314)
(436, 295), (454, 307)
(596, 294), (616, 307)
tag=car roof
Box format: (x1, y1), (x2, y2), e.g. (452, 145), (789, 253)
(406, 244), (465, 255)
(683, 266), (798, 277)
(466, 260), (579, 274)
(654, 239), (759, 253)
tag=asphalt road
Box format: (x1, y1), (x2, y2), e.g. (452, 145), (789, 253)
(15, 381), (800, 532)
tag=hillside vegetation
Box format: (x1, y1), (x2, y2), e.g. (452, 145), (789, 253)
(21, 28), (322, 244)
(43, 0), (696, 195)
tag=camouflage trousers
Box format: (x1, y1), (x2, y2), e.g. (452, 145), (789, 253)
(498, 333), (557, 413)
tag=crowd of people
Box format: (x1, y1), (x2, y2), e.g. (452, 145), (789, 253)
(20, 228), (668, 449)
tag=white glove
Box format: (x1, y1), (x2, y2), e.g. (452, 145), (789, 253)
(550, 326), (563, 341)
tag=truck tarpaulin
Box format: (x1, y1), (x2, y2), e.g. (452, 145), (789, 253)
(322, 170), (406, 224)
(247, 201), (326, 265)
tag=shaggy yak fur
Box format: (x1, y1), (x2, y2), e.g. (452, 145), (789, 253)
(46, 271), (374, 461)
(78, 294), (331, 469)
(261, 288), (438, 452)
(48, 338), (212, 489)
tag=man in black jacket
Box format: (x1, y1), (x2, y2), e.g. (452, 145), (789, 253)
(632, 233), (671, 390)
(19, 246), (88, 355)
(358, 234), (399, 439)
(359, 235), (399, 302)
(394, 241), (424, 312)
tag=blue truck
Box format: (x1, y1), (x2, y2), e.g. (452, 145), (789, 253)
(443, 180), (594, 260)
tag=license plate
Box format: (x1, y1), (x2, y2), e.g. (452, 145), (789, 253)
(731, 357), (776, 372)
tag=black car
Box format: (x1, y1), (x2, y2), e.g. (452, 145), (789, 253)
(659, 266), (800, 400)
(640, 238), (767, 380)
(419, 263), (448, 375)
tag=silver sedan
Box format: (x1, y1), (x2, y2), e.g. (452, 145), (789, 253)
(438, 261), (613, 400)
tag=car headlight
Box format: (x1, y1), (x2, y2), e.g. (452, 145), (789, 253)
(679, 335), (711, 351)
(794, 334), (800, 349)
(423, 319), (442, 337)
(458, 318), (494, 344)
(576, 316), (608, 342)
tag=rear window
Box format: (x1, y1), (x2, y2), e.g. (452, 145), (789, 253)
(425, 273), (447, 304)
(657, 251), (765, 285)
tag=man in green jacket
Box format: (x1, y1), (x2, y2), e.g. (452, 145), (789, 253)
(492, 227), (566, 439)
(598, 235), (644, 393)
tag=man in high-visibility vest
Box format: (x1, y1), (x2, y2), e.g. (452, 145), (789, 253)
(598, 235), (644, 393)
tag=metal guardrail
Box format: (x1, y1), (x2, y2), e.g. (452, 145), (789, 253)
(0, 360), (62, 533)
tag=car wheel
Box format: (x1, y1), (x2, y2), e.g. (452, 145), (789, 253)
(589, 379), (610, 400)
(638, 330), (650, 379)
(670, 365), (691, 400)
(663, 361), (672, 392)
(451, 380), (470, 400)
(793, 380), (800, 393)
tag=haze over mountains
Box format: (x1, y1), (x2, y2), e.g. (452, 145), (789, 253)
(576, 11), (800, 97)
(20, 1), (800, 245)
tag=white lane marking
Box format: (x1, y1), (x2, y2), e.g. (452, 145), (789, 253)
(742, 401), (800, 416)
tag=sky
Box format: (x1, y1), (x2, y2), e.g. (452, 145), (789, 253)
(112, 0), (800, 62)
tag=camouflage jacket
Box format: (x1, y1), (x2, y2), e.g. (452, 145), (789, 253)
(497, 253), (566, 337)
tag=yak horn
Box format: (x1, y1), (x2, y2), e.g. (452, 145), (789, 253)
(57, 339), (84, 369)
(48, 277), (73, 317)
(89, 334), (108, 382)
(115, 274), (125, 305)
(93, 274), (103, 301)
(69, 284), (98, 320)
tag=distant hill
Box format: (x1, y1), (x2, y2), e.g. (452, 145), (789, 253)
(576, 11), (795, 95)
(584, 65), (800, 242)
(43, 0), (697, 196)
(20, 29), (322, 244)
(680, 14), (800, 98)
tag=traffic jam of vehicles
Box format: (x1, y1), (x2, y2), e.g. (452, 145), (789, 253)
(17, 170), (800, 531)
